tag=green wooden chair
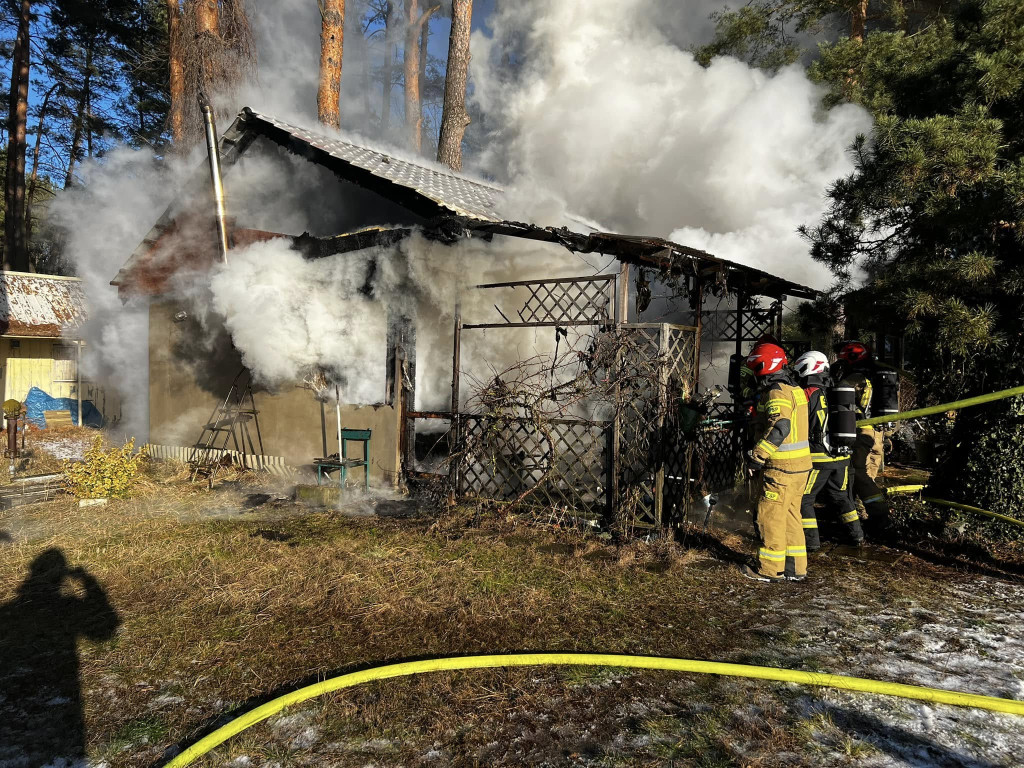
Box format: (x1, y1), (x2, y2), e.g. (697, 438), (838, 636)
(314, 429), (371, 491)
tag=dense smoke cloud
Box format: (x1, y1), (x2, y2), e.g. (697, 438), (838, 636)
(470, 0), (872, 287)
(57, 0), (872, 438)
(50, 149), (197, 439)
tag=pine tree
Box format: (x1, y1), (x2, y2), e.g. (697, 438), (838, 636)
(317, 0), (345, 129)
(695, 0), (951, 72)
(118, 0), (170, 150)
(801, 0), (1024, 519)
(437, 0), (472, 170)
(4, 0), (34, 272)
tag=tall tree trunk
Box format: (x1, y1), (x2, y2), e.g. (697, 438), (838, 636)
(25, 82), (59, 264)
(196, 0), (219, 34)
(317, 0), (345, 128)
(850, 0), (868, 41)
(403, 0), (438, 152)
(86, 57), (94, 158)
(4, 0), (32, 273)
(418, 16), (429, 152)
(382, 1), (394, 132)
(195, 0), (220, 90)
(167, 0), (185, 144)
(437, 0), (472, 171)
(64, 44), (94, 189)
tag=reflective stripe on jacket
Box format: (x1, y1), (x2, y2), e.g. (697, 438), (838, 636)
(751, 379), (812, 471)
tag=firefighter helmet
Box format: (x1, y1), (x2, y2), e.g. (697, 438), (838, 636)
(744, 343), (788, 377)
(838, 342), (870, 365)
(793, 351), (830, 378)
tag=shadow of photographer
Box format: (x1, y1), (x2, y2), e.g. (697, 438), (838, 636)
(0, 548), (120, 766)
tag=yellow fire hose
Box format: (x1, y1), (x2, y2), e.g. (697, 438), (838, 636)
(162, 653), (1024, 767)
(884, 486), (1024, 529)
(884, 485), (926, 495)
(922, 497), (1024, 528)
(856, 383), (1024, 428)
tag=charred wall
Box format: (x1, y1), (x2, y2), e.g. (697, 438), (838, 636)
(148, 300), (402, 484)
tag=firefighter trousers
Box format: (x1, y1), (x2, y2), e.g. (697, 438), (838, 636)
(852, 427), (888, 530)
(800, 459), (864, 549)
(756, 467), (810, 579)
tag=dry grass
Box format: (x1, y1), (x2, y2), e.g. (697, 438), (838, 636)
(0, 471), (1009, 767)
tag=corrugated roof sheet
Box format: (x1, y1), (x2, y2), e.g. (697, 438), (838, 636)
(0, 272), (85, 338)
(244, 109), (603, 232)
(250, 111), (506, 221)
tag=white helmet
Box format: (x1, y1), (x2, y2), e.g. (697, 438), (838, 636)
(793, 351), (830, 378)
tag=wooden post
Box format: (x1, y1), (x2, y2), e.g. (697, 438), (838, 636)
(449, 307), (462, 493)
(617, 261), (630, 325)
(735, 289), (746, 359)
(609, 328), (623, 527)
(653, 324), (669, 527)
(733, 289), (748, 483)
(76, 340), (83, 426)
(692, 274), (703, 390)
(400, 317), (417, 478)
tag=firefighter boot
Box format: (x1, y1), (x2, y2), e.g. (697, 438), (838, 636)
(827, 460), (865, 545)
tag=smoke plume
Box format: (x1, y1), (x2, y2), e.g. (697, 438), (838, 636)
(469, 0), (872, 287)
(54, 0), (872, 440)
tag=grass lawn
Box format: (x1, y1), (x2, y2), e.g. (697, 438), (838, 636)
(2, 468), (1023, 767)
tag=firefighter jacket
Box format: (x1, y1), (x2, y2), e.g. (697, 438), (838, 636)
(804, 375), (844, 465)
(750, 374), (812, 472)
(840, 369), (873, 427)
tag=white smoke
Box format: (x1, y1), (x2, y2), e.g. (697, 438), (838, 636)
(54, 0), (872, 440)
(205, 229), (601, 410)
(50, 148), (199, 439)
(469, 0), (873, 288)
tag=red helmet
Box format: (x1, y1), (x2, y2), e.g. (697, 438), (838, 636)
(744, 343), (788, 377)
(838, 342), (870, 365)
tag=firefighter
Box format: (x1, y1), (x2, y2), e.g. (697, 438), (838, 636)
(740, 343), (813, 583)
(837, 342), (889, 531)
(792, 351), (864, 549)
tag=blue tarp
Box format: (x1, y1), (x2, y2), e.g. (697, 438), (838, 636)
(23, 387), (103, 428)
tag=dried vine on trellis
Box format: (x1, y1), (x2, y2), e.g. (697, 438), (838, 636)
(453, 326), (694, 521)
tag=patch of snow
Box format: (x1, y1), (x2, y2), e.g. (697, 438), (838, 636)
(290, 727), (319, 750)
(772, 574), (1024, 767)
(32, 436), (91, 461)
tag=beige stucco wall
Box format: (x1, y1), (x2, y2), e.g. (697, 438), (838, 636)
(148, 301), (402, 484)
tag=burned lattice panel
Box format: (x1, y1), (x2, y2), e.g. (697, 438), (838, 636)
(459, 416), (610, 522)
(467, 275), (616, 329)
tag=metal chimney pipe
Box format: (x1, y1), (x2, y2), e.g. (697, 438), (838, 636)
(200, 98), (231, 263)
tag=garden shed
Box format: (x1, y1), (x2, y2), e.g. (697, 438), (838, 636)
(115, 107), (814, 523)
(0, 272), (115, 425)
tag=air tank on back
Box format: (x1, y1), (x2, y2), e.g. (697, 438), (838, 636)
(828, 384), (858, 453)
(871, 365), (900, 421)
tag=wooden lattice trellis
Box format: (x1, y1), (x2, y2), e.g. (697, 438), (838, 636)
(459, 416), (609, 520)
(408, 270), (702, 531)
(613, 324), (699, 529)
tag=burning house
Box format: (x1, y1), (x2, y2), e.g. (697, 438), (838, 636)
(114, 107), (814, 526)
